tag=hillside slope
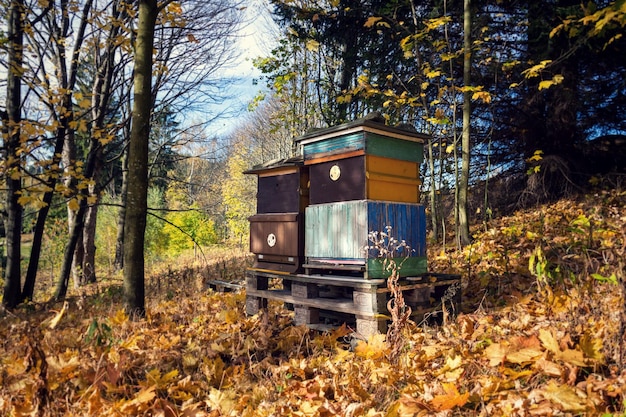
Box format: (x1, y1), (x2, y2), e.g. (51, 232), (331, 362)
(1, 190), (624, 416)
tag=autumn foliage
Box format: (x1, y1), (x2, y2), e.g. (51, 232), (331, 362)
(1, 190), (625, 416)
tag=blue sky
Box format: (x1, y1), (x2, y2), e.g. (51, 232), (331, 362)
(204, 0), (277, 136)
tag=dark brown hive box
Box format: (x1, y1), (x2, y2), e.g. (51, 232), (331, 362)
(244, 157), (309, 273)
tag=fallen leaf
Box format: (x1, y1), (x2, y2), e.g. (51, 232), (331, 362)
(539, 329), (560, 355)
(431, 382), (470, 411)
(534, 358), (562, 377)
(540, 381), (586, 412)
(506, 346), (543, 364)
(558, 349), (586, 367)
(207, 388), (237, 414)
(391, 394), (431, 415)
(484, 342), (507, 366)
(579, 333), (604, 364)
(119, 386), (156, 414)
(355, 333), (388, 360)
(48, 301), (69, 330)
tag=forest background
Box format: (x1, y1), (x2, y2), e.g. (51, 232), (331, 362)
(0, 0), (625, 415)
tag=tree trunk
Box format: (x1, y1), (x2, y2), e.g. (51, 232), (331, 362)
(115, 150), (128, 271)
(22, 133), (65, 301)
(2, 0), (25, 309)
(54, 206), (86, 300)
(71, 229), (85, 286)
(81, 156), (102, 284)
(54, 140), (101, 300)
(82, 0), (120, 279)
(458, 0), (472, 246)
(124, 0), (158, 318)
(82, 205), (98, 284)
(427, 138), (440, 241)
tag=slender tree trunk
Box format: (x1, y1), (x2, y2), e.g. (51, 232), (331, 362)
(54, 206), (86, 300)
(115, 151), (128, 271)
(22, 134), (65, 301)
(458, 0), (472, 246)
(54, 140), (101, 300)
(71, 229), (85, 286)
(81, 156), (102, 284)
(124, 0), (158, 318)
(427, 138), (439, 241)
(2, 0), (25, 309)
(82, 0), (121, 278)
(82, 205), (98, 284)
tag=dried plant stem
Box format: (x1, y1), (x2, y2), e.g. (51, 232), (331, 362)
(386, 259), (411, 364)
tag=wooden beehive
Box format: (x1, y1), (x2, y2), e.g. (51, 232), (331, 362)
(244, 157), (309, 273)
(294, 117), (427, 205)
(304, 200), (427, 278)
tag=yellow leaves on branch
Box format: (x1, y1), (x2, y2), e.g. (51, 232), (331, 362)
(551, 1), (626, 48)
(520, 60), (565, 91)
(425, 69), (441, 79)
(539, 74), (565, 90)
(69, 119), (89, 133)
(68, 197), (80, 212)
(424, 16), (452, 31)
(528, 149), (544, 163)
(522, 60), (552, 78)
(305, 39), (320, 52)
(364, 16), (390, 29)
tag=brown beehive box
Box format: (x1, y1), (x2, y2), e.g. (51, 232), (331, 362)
(244, 157), (309, 272)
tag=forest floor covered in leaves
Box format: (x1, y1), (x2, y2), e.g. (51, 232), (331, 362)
(1, 189), (625, 416)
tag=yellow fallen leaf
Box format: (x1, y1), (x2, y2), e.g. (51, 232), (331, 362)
(579, 333), (605, 364)
(534, 358), (563, 377)
(506, 346), (543, 364)
(539, 329), (587, 366)
(484, 342), (507, 366)
(119, 386), (156, 414)
(391, 394), (430, 415)
(355, 333), (388, 360)
(207, 388), (237, 414)
(541, 381), (586, 412)
(558, 349), (587, 367)
(48, 301), (69, 330)
(539, 329), (560, 355)
(443, 354), (463, 371)
(109, 309), (128, 325)
(431, 382), (470, 411)
(501, 367), (534, 380)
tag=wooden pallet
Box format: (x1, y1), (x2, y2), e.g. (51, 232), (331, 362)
(206, 279), (242, 292)
(245, 268), (461, 337)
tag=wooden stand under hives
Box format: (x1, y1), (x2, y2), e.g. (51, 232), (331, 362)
(245, 269), (461, 337)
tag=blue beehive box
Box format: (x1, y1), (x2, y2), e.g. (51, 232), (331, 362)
(304, 200), (427, 278)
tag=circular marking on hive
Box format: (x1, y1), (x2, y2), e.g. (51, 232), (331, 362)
(267, 233), (277, 247)
(329, 164), (341, 181)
